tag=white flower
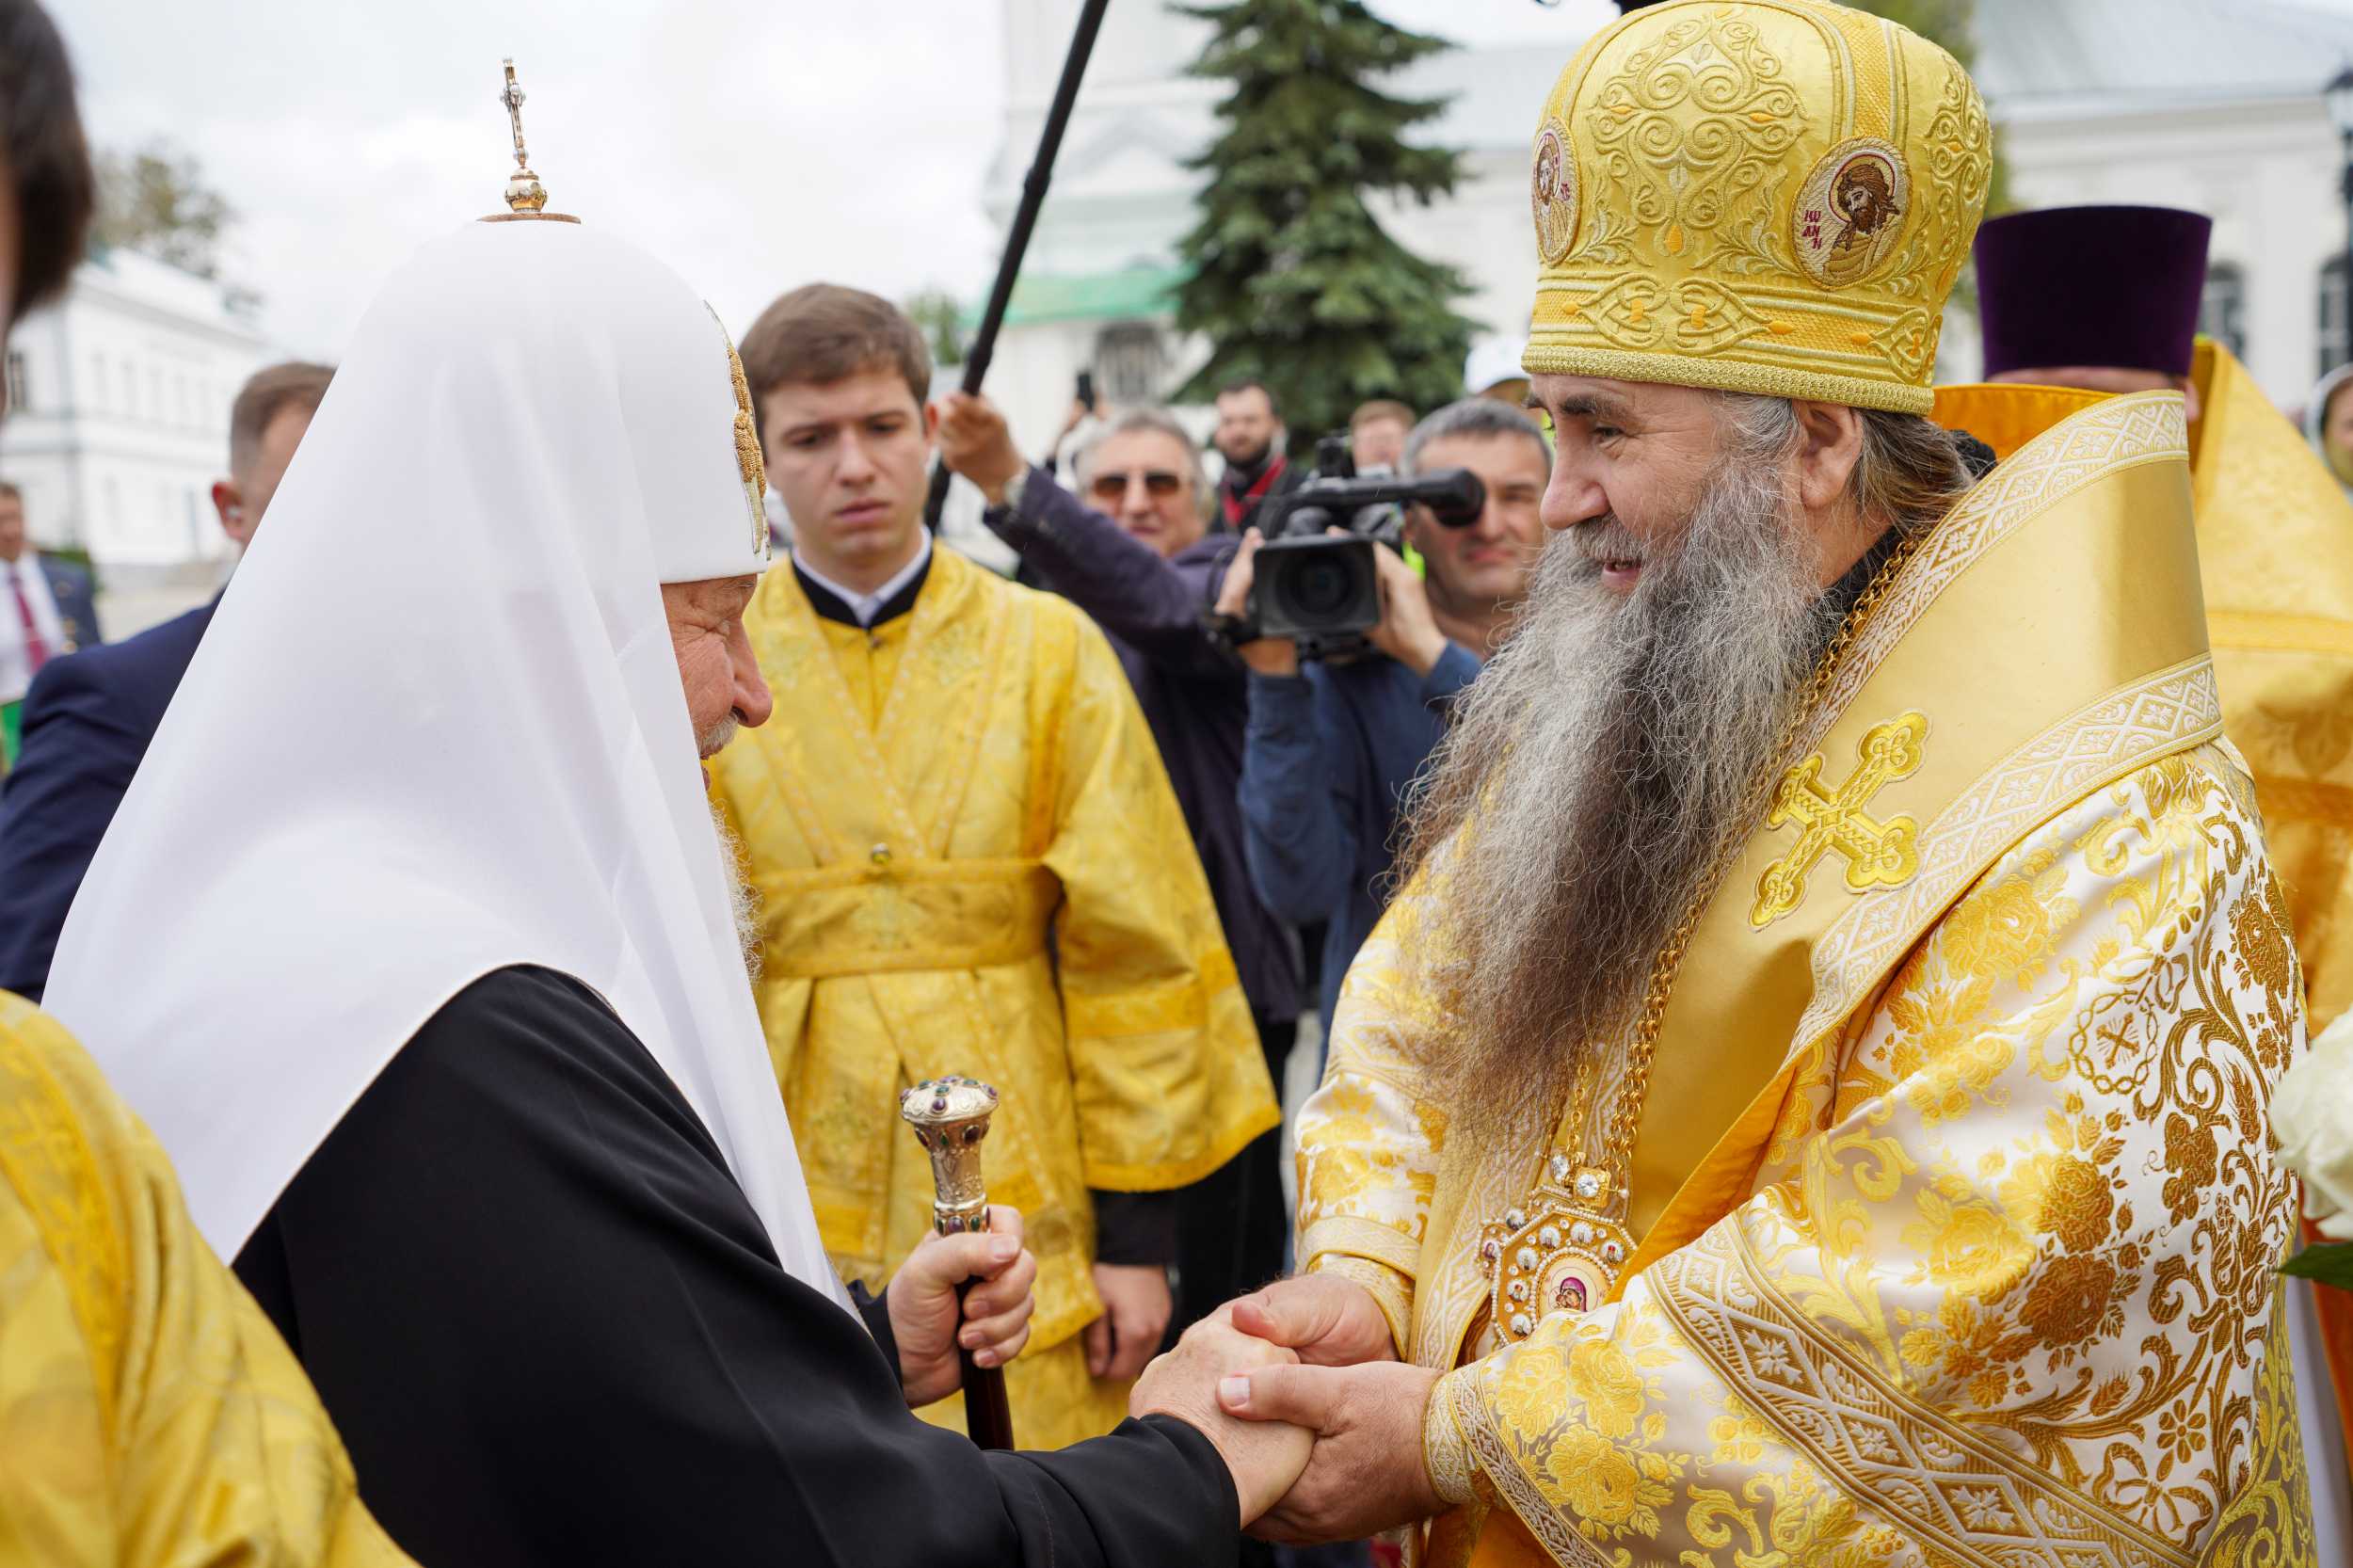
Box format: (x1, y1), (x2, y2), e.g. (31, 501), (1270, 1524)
(2275, 1010), (2353, 1240)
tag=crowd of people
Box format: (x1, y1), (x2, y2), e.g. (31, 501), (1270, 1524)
(1, 0), (2350, 1563)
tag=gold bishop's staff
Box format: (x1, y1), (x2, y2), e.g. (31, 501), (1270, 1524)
(900, 1076), (1016, 1449)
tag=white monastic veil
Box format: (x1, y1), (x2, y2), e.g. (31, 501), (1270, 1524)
(46, 219), (848, 1308)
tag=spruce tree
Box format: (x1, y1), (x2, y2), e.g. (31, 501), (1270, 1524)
(1172, 0), (1476, 444)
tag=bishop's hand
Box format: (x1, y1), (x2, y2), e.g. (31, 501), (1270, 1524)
(885, 1204), (1037, 1408)
(1218, 1357), (1446, 1544)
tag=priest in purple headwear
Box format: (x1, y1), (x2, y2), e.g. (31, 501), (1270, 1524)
(1974, 200), (2353, 1551)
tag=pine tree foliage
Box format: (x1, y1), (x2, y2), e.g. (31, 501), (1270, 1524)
(1172, 0), (1477, 441)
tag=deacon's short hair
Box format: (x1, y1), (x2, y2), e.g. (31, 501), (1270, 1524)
(738, 283), (933, 442)
(1402, 397), (1552, 478)
(1350, 398), (1415, 433)
(1216, 377), (1280, 419)
(229, 361), (335, 476)
(1, 0), (95, 326)
(0, 480), (21, 504)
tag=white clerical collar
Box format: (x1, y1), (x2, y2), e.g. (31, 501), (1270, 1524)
(793, 530), (932, 628)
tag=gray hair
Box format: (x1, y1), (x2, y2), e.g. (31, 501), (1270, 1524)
(1401, 397), (1551, 478)
(1714, 395), (1974, 542)
(1073, 408), (1211, 522)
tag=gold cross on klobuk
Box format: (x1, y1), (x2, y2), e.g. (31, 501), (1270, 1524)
(1749, 712), (1928, 928)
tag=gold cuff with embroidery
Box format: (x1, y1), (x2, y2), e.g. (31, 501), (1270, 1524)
(1422, 1367), (1480, 1509)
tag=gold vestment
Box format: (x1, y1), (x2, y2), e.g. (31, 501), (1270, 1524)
(0, 992), (409, 1565)
(2183, 340), (2353, 1035)
(2188, 338), (2353, 1512)
(1296, 390), (2316, 1566)
(710, 546), (1277, 1448)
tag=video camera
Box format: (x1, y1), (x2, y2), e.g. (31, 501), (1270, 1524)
(1246, 436), (1486, 659)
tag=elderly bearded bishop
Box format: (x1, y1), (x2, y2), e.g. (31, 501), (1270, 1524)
(1291, 4), (2318, 1565)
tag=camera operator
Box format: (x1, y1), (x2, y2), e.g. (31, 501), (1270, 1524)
(1217, 398), (1548, 1031)
(937, 391), (1296, 1347)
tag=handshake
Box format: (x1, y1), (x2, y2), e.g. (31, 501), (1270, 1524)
(1128, 1272), (1447, 1543)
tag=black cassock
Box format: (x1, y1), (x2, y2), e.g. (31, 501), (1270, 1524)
(234, 965), (1236, 1567)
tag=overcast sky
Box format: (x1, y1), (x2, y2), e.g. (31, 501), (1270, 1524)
(55, 0), (1626, 359)
(60, 0), (2353, 360)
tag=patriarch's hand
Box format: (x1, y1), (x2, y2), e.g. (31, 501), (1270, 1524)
(886, 1205), (1036, 1408)
(1131, 1320), (1313, 1527)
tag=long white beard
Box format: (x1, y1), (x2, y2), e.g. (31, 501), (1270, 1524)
(1399, 433), (1846, 1143)
(709, 801), (763, 984)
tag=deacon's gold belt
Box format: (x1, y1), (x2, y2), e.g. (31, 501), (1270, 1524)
(760, 859), (1061, 980)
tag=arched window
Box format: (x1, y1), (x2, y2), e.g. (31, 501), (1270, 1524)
(2320, 256), (2350, 381)
(2200, 261), (2246, 361)
(1092, 322), (1169, 407)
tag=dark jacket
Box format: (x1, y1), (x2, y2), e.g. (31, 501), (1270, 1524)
(1239, 646), (1481, 1029)
(1213, 453), (1303, 537)
(0, 599), (213, 1000)
(34, 553), (101, 651)
(983, 467), (1300, 1024)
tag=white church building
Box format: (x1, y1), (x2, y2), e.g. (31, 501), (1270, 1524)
(979, 0), (2353, 456)
(0, 246), (270, 586)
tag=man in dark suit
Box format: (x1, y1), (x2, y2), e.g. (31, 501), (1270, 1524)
(0, 360), (331, 1000)
(0, 479), (96, 766)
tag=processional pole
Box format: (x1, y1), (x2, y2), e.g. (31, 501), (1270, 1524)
(921, 0), (1112, 530)
(901, 1077), (1017, 1449)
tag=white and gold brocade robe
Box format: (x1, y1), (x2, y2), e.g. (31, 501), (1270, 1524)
(1296, 389), (2318, 1567)
(710, 545), (1278, 1449)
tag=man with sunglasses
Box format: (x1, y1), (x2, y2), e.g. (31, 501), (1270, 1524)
(1217, 398), (1548, 1032)
(938, 395), (1303, 1371)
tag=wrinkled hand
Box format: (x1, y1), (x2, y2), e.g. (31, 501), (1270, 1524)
(1367, 541), (1448, 676)
(886, 1205), (1036, 1408)
(1212, 529), (1299, 676)
(1219, 1357), (1445, 1543)
(1084, 1261), (1173, 1382)
(1223, 1272), (1397, 1368)
(1132, 1320), (1313, 1527)
(937, 392), (1027, 505)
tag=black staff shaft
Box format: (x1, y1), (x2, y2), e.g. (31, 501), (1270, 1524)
(923, 0), (1111, 530)
(954, 1272), (1017, 1450)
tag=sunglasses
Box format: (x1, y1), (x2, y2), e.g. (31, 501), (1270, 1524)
(1089, 470), (1185, 502)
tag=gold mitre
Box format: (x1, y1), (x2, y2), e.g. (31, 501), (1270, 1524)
(1524, 0), (1991, 414)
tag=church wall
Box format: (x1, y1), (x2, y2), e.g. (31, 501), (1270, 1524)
(0, 260), (268, 584)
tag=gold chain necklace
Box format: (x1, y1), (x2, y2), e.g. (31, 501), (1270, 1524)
(1479, 521), (1930, 1341)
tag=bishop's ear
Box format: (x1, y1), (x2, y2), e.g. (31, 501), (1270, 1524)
(1787, 399), (1867, 523)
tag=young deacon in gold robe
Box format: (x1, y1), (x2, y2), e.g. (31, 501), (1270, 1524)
(1164, 5), (2318, 1562)
(1974, 202), (2353, 1548)
(711, 284), (1278, 1449)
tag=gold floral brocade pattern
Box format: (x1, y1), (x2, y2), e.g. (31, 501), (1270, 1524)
(1419, 749), (2312, 1566)
(0, 993), (411, 1565)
